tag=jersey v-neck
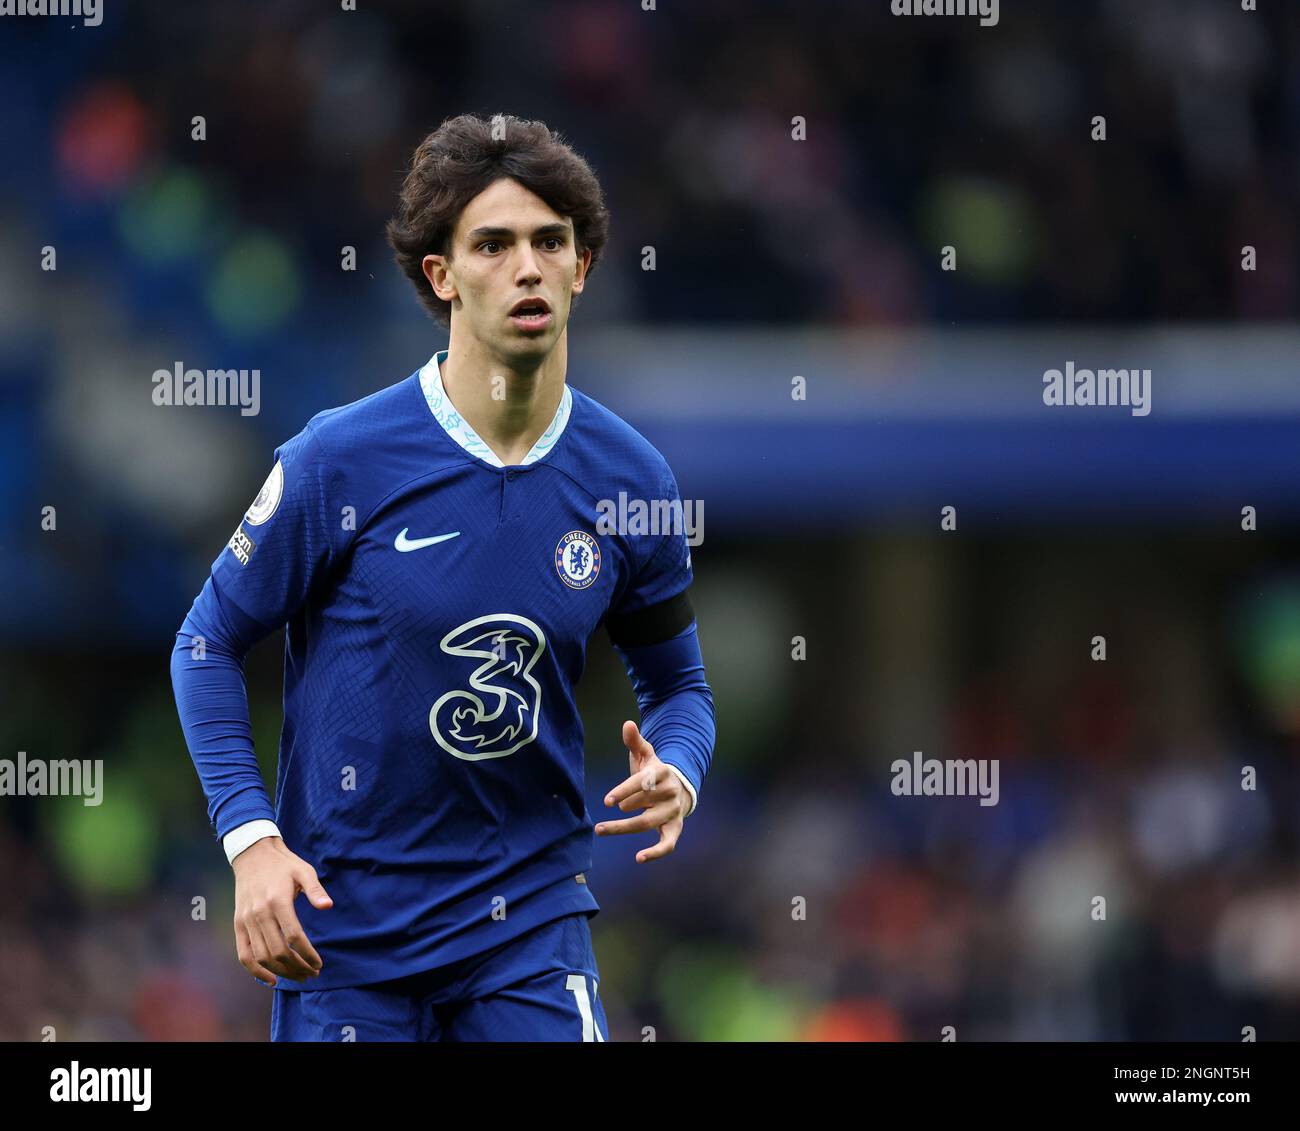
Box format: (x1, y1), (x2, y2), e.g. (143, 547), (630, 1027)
(417, 349), (573, 469)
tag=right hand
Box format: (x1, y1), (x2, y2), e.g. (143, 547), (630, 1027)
(232, 837), (333, 986)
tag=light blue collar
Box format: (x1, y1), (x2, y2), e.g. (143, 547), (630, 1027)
(418, 349), (572, 468)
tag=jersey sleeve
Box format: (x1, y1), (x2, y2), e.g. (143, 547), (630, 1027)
(605, 459), (696, 644)
(210, 422), (340, 630)
(611, 622), (715, 816)
(170, 422), (341, 845)
(603, 459), (713, 814)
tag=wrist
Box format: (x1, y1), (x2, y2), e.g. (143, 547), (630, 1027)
(660, 762), (697, 817)
(223, 819), (283, 866)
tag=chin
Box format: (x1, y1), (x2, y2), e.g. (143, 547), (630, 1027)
(502, 327), (559, 358)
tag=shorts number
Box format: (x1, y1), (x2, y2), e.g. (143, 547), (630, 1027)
(564, 974), (606, 1042)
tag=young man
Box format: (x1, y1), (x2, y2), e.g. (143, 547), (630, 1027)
(170, 113), (715, 1042)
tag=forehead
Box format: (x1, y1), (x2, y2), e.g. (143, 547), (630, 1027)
(453, 177), (572, 240)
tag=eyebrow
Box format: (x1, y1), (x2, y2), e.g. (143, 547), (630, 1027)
(467, 223), (571, 240)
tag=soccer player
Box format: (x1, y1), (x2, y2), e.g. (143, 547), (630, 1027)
(170, 113), (715, 1042)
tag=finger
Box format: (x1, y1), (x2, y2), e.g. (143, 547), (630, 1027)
(616, 782), (677, 811)
(604, 768), (657, 807)
(604, 762), (669, 807)
(296, 867), (334, 911)
(636, 822), (682, 863)
(234, 917), (280, 985)
(622, 719), (654, 767)
(254, 904), (318, 980)
(278, 904), (323, 973)
(243, 915), (294, 982)
(595, 802), (674, 837)
(616, 790), (650, 812)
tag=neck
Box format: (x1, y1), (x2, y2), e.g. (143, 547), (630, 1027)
(441, 330), (568, 466)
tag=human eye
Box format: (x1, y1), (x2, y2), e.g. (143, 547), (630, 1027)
(479, 240), (503, 254)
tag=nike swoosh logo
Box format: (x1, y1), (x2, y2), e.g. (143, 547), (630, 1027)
(394, 528), (461, 552)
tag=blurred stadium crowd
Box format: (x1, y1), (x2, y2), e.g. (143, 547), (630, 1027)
(2, 0), (1299, 1039)
(6, 528), (1300, 1040)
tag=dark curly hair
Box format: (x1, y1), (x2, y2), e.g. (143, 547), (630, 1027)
(386, 113), (611, 327)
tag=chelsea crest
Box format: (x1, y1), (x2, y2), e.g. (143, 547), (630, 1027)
(555, 530), (601, 590)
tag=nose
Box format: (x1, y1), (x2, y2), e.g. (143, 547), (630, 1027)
(513, 244), (542, 286)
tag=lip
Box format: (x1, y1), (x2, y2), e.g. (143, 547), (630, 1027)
(508, 298), (553, 332)
(508, 297), (552, 316)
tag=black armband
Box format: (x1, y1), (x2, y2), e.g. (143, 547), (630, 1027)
(605, 589), (695, 649)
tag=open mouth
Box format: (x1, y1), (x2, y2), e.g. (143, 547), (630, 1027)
(509, 300), (552, 331)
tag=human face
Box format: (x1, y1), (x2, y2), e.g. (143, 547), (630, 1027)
(422, 177), (591, 363)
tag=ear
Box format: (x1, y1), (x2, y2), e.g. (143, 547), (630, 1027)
(422, 252), (458, 304)
(571, 246), (593, 295)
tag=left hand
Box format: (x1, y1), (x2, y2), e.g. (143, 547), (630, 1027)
(596, 720), (690, 863)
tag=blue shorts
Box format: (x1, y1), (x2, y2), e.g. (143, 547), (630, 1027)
(270, 912), (608, 1042)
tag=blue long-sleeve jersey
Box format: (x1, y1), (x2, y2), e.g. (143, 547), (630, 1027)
(171, 350), (715, 991)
